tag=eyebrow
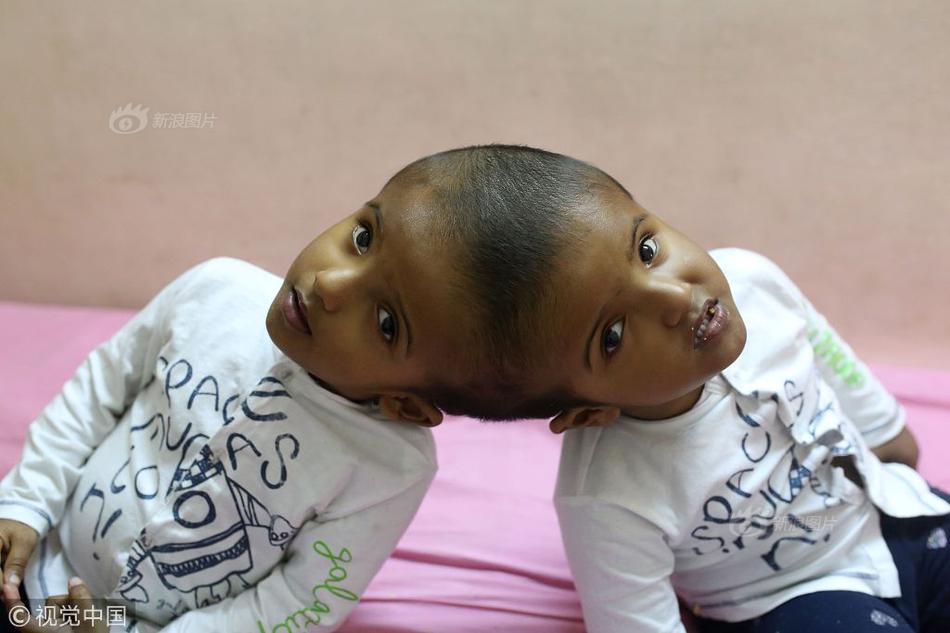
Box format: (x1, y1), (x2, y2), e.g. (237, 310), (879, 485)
(625, 213), (648, 263)
(584, 214), (648, 370)
(583, 294), (616, 372)
(367, 201), (383, 236)
(584, 321), (596, 371)
(395, 293), (413, 355)
(366, 200), (413, 356)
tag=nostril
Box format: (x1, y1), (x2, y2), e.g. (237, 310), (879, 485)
(655, 281), (691, 329)
(313, 268), (353, 313)
(664, 310), (685, 329)
(312, 273), (333, 312)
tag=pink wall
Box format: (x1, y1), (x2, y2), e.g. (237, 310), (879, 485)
(1, 1), (948, 369)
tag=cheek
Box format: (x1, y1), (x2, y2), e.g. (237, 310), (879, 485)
(632, 344), (707, 398)
(309, 329), (367, 369)
(291, 235), (327, 267)
(299, 350), (372, 394)
(724, 310), (748, 363)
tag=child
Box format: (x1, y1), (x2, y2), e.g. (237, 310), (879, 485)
(510, 162), (949, 631)
(0, 146), (550, 632)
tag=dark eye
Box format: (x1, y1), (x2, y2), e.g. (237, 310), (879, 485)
(352, 223), (372, 254)
(602, 319), (624, 357)
(378, 306), (397, 342)
(638, 235), (659, 266)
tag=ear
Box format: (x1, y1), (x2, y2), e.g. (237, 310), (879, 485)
(378, 394), (443, 428)
(549, 406), (620, 434)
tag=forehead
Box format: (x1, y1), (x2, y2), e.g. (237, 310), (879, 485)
(374, 174), (448, 241)
(373, 173), (454, 267)
(542, 193), (642, 346)
(558, 190), (641, 283)
(371, 177), (477, 366)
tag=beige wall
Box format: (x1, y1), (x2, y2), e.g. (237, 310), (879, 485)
(1, 1), (948, 369)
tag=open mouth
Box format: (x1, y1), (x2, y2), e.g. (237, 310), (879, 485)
(692, 298), (728, 349)
(281, 287), (312, 335)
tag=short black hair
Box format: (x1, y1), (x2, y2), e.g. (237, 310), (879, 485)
(392, 144), (632, 420)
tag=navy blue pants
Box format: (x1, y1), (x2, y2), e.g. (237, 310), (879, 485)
(696, 488), (950, 633)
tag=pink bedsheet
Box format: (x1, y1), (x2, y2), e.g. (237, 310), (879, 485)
(2, 300), (948, 632)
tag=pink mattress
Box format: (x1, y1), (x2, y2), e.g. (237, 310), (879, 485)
(2, 301), (949, 632)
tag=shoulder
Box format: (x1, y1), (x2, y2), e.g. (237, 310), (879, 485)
(334, 409), (439, 476)
(555, 425), (682, 536)
(164, 257), (281, 318)
(556, 426), (658, 503)
(713, 249), (815, 390)
(709, 247), (776, 275)
(297, 406), (438, 517)
(149, 258), (282, 367)
(710, 248), (804, 315)
(173, 257), (280, 294)
(710, 248), (796, 293)
(283, 377), (438, 479)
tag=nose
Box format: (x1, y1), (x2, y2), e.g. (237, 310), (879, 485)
(312, 267), (360, 313)
(644, 275), (691, 328)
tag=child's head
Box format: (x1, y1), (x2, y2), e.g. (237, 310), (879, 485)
(266, 144), (623, 425)
(383, 145), (748, 429)
(532, 186), (749, 432)
(266, 144), (745, 427)
(442, 153), (747, 430)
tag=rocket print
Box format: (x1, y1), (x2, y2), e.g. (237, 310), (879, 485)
(117, 445), (299, 609)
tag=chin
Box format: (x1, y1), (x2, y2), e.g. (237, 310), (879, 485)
(720, 313), (748, 369)
(264, 304), (285, 348)
(264, 305), (304, 365)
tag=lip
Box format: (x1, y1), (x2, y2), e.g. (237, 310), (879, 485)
(281, 287), (312, 335)
(691, 298), (729, 350)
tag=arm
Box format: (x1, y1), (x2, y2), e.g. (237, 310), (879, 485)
(801, 303), (906, 450)
(757, 256), (910, 456)
(556, 496), (686, 633)
(0, 261), (215, 537)
(804, 303), (918, 465)
(131, 476), (432, 633)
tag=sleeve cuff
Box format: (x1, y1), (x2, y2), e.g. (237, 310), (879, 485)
(861, 401), (906, 449)
(0, 500), (54, 538)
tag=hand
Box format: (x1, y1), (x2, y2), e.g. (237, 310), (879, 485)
(3, 577), (110, 633)
(0, 519), (39, 591)
(871, 426), (919, 470)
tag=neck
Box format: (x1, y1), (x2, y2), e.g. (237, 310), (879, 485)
(621, 383), (705, 421)
(307, 373), (377, 406)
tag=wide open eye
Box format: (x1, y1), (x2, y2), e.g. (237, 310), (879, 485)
(377, 306), (397, 343)
(602, 319), (624, 357)
(638, 235), (659, 267)
(352, 223), (373, 254)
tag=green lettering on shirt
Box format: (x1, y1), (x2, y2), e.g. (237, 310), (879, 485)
(255, 540), (359, 632)
(806, 320), (866, 389)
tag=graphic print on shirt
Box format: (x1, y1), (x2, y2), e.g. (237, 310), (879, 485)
(116, 443), (300, 609)
(76, 355), (301, 613)
(687, 369), (857, 572)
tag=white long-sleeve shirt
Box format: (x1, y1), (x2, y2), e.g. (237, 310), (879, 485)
(0, 257), (437, 632)
(555, 248), (950, 632)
